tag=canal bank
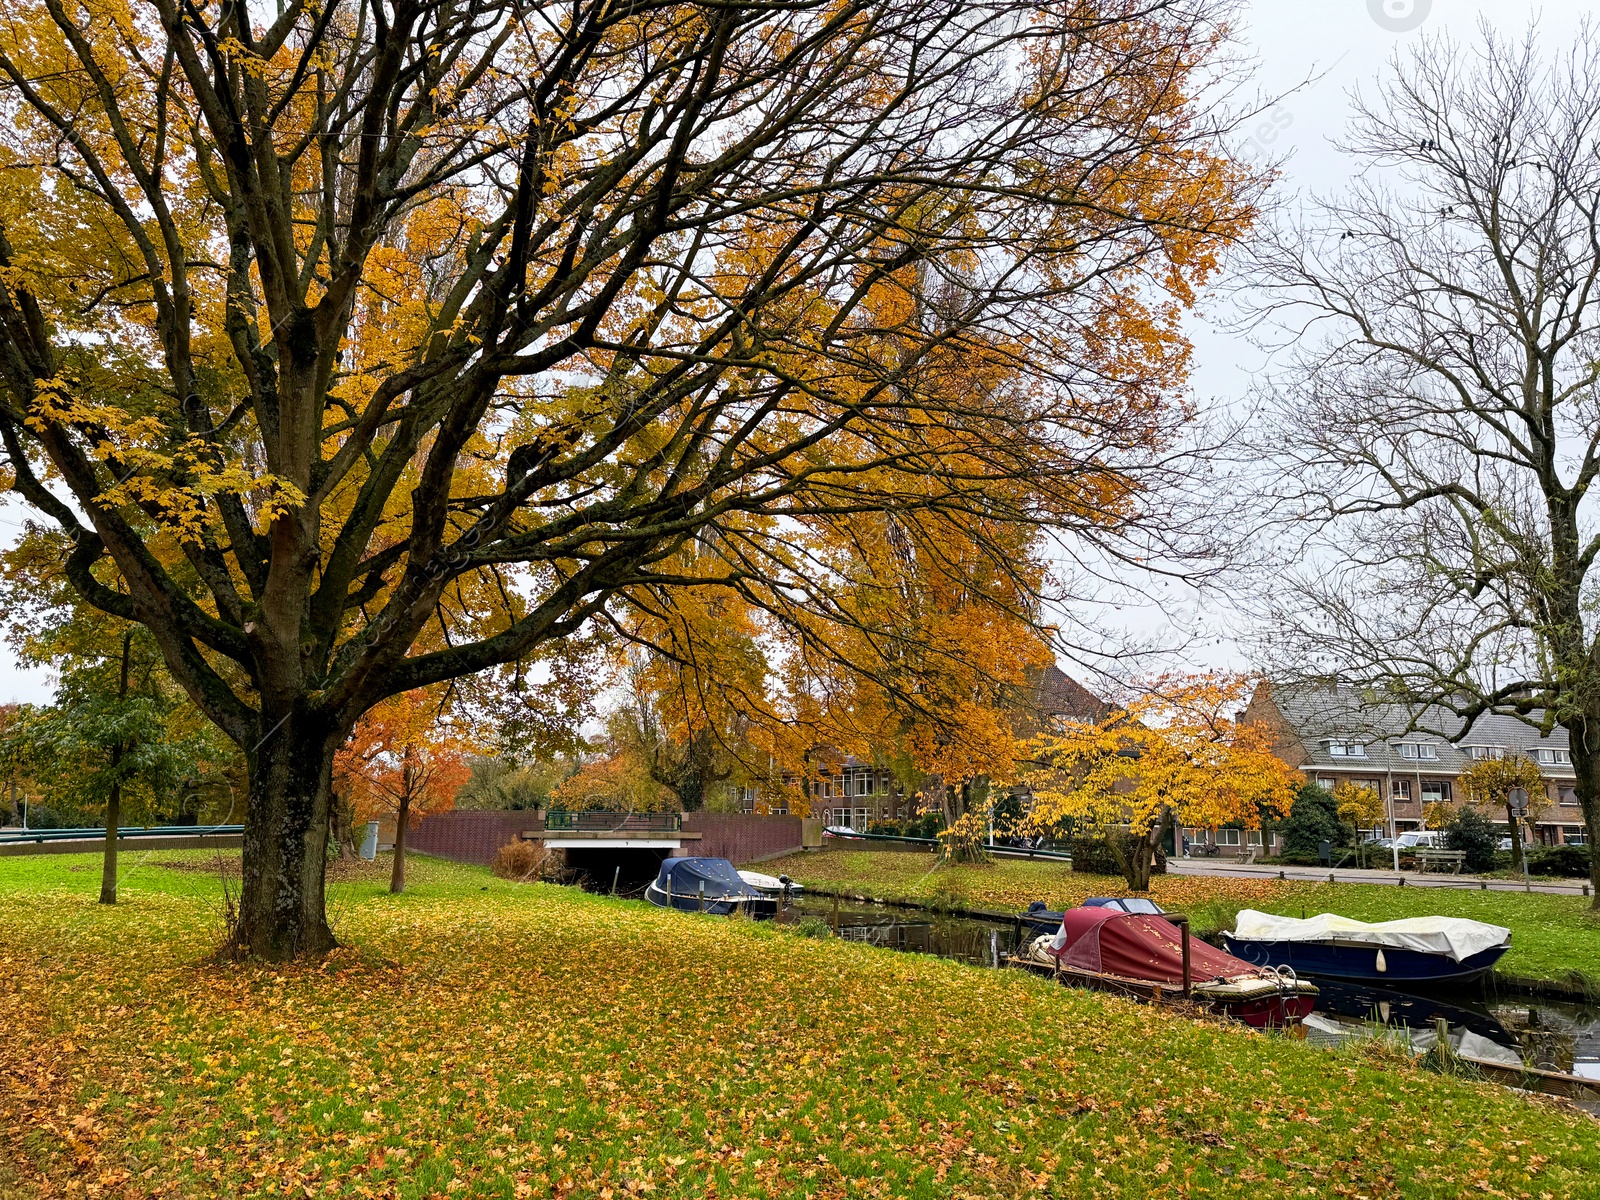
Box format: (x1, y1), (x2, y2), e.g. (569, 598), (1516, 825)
(775, 890), (1600, 1096)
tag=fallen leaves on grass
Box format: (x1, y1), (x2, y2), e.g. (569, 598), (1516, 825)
(2, 852), (1597, 1199)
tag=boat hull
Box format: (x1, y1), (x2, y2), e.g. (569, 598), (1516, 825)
(1012, 942), (1317, 1030)
(1222, 936), (1508, 985)
(644, 882), (777, 918)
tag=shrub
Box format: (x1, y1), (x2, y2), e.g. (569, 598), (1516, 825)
(1279, 783), (1344, 860)
(1526, 843), (1591, 879)
(1443, 805), (1499, 873)
(926, 880), (972, 912)
(791, 917), (833, 939)
(868, 813), (944, 840)
(492, 839), (559, 882)
(1067, 833), (1166, 877)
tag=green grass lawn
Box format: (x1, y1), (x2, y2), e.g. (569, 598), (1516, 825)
(768, 848), (1600, 987)
(3, 849), (1600, 1199)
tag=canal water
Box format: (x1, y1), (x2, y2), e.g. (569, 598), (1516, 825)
(776, 893), (1600, 1087)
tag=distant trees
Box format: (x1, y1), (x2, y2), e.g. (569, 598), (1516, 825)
(1332, 782), (1384, 866)
(0, 531), (238, 899)
(0, 626), (227, 902)
(334, 691), (472, 894)
(1254, 25), (1600, 906)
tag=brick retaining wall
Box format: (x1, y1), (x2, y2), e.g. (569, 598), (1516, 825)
(410, 809), (808, 868)
(409, 810), (543, 866)
(681, 812), (805, 864)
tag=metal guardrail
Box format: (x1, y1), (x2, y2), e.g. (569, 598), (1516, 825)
(0, 825), (245, 845)
(542, 811), (680, 832)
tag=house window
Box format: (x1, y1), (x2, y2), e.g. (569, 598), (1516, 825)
(1534, 748), (1572, 766)
(1421, 780), (1452, 803)
(1328, 741), (1367, 758)
(1216, 828), (1242, 846)
(1316, 778), (1336, 791)
(1562, 826), (1587, 845)
(1183, 827), (1207, 844)
(1247, 830), (1263, 846)
(1467, 745), (1503, 760)
(1391, 779), (1412, 800)
(1559, 787), (1579, 807)
(856, 774), (872, 797)
(1398, 742), (1439, 760)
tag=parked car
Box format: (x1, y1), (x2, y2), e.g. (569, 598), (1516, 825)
(1498, 837), (1515, 851)
(1373, 832), (1444, 852)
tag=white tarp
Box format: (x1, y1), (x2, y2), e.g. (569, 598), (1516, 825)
(1227, 909), (1511, 963)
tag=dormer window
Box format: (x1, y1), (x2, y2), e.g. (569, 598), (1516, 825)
(1467, 745), (1504, 761)
(1534, 747), (1572, 766)
(1397, 742), (1439, 761)
(1328, 740), (1367, 758)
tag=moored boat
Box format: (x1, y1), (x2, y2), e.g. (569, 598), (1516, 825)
(1018, 896), (1166, 935)
(1017, 906), (1317, 1028)
(737, 869), (802, 895)
(1222, 910), (1511, 986)
(646, 857), (778, 917)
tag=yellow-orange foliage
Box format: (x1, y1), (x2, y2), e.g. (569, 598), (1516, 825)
(1025, 674), (1297, 839)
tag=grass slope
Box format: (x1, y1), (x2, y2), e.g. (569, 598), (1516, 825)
(2, 850), (1598, 1199)
(766, 849), (1600, 986)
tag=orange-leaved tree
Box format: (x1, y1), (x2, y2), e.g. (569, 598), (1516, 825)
(779, 506), (1055, 861)
(1024, 675), (1297, 889)
(0, 0), (1260, 956)
(335, 691), (473, 894)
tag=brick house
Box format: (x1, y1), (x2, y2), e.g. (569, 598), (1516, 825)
(1243, 681), (1589, 846)
(752, 665), (1111, 830)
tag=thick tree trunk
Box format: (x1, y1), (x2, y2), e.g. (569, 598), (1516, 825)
(391, 792), (410, 895)
(236, 721), (339, 959)
(1124, 808), (1171, 893)
(1569, 724), (1600, 911)
(99, 781), (120, 905)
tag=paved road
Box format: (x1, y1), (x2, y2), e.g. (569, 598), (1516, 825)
(1166, 857), (1591, 896)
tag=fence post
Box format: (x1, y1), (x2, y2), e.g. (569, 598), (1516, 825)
(1169, 914), (1191, 1000)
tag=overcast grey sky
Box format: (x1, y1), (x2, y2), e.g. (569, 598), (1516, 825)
(1064, 0), (1593, 684)
(0, 0), (1587, 705)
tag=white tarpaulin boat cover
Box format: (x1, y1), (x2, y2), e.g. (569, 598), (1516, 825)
(1227, 909), (1511, 963)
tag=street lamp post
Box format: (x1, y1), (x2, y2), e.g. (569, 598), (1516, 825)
(1509, 786), (1531, 894)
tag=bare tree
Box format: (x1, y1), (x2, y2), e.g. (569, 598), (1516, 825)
(1249, 24), (1600, 905)
(0, 0), (1258, 957)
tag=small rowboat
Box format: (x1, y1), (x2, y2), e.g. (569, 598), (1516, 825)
(737, 869), (802, 895)
(1019, 896), (1166, 936)
(1014, 907), (1317, 1029)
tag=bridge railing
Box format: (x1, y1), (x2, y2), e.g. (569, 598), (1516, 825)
(0, 824), (245, 845)
(543, 811), (680, 833)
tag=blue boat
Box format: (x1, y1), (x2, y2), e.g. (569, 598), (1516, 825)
(645, 857), (778, 918)
(1222, 910), (1511, 986)
(1019, 896), (1166, 935)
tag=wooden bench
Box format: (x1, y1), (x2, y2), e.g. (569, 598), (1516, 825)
(1416, 848), (1466, 875)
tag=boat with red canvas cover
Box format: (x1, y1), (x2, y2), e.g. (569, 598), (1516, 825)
(1017, 906), (1317, 1028)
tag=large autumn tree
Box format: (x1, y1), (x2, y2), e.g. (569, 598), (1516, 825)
(0, 0), (1259, 957)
